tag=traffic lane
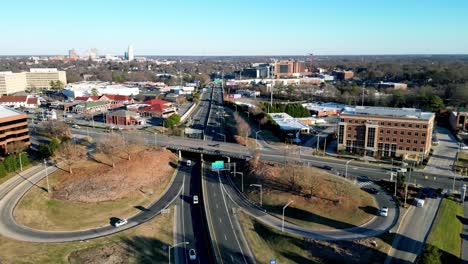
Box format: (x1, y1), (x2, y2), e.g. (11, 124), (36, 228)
(175, 165), (192, 264)
(387, 196), (441, 264)
(204, 167), (251, 264)
(188, 161), (211, 264)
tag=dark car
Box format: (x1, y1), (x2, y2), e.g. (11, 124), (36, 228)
(322, 165), (333, 170)
(368, 188), (379, 194)
(214, 150), (221, 154)
(197, 147), (204, 151)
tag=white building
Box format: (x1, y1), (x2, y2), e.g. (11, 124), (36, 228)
(269, 112), (310, 133)
(128, 45), (134, 61)
(63, 82), (140, 98)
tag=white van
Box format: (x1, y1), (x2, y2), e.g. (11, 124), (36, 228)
(414, 198), (425, 207)
(186, 160), (192, 166)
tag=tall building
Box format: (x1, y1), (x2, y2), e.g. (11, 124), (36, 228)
(337, 106), (435, 160)
(332, 70), (354, 80)
(0, 106), (30, 154)
(68, 49), (78, 59)
(273, 60), (307, 78)
(0, 72), (27, 95)
(128, 45), (134, 61)
(26, 68), (67, 90)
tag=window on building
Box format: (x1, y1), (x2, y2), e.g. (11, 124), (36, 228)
(395, 123), (399, 127)
(401, 123), (406, 127)
(349, 120), (353, 123)
(421, 141), (425, 144)
(386, 138), (390, 141)
(367, 127), (376, 148)
(399, 146), (403, 150)
(348, 134), (351, 138)
(415, 132), (419, 136)
(379, 137), (383, 141)
(380, 122), (384, 125)
(420, 148), (424, 152)
(408, 132), (412, 136)
(413, 147), (417, 151)
(423, 125), (427, 128)
(414, 140), (418, 144)
(348, 127), (351, 130)
(387, 122), (391, 126)
(400, 138), (404, 142)
(380, 129), (384, 133)
(408, 124), (412, 128)
(406, 147), (410, 151)
(416, 124), (420, 128)
(338, 125), (344, 144)
(393, 130), (397, 134)
(386, 130), (390, 133)
(340, 118), (344, 122)
(422, 133), (426, 137)
(400, 131), (404, 135)
(407, 139), (411, 143)
(392, 138), (397, 142)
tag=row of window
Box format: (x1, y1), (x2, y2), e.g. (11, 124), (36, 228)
(377, 137), (426, 144)
(378, 129), (427, 137)
(342, 118), (428, 129)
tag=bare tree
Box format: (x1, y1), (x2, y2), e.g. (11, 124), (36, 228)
(43, 121), (71, 139)
(97, 135), (119, 167)
(55, 140), (85, 173)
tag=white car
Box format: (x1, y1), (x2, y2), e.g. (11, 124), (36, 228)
(460, 145), (468, 150)
(193, 195), (199, 205)
(379, 207), (388, 217)
(392, 167), (407, 173)
(114, 218), (128, 227)
(72, 124), (80, 129)
(186, 160), (192, 166)
(189, 249), (197, 260)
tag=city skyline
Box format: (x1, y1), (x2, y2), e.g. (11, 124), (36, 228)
(1, 0), (467, 56)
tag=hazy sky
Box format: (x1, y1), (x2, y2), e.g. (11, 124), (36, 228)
(1, 0), (467, 55)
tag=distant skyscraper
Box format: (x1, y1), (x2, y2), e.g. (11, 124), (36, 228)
(128, 45), (134, 61)
(68, 49), (78, 59)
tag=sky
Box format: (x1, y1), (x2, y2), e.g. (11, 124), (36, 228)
(1, 0), (467, 56)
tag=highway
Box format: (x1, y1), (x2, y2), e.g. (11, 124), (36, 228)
(202, 160), (255, 264)
(173, 160), (211, 264)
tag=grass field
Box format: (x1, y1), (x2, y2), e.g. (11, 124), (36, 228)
(236, 162), (377, 230)
(425, 197), (463, 262)
(0, 206), (174, 264)
(455, 152), (468, 174)
(14, 151), (175, 231)
(238, 212), (391, 264)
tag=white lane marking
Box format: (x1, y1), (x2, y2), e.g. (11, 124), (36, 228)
(216, 203), (219, 209)
(219, 217), (222, 223)
(216, 171), (249, 264)
(224, 234), (228, 241)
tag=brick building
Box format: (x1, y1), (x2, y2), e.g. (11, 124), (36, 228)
(273, 60), (307, 78)
(106, 110), (145, 126)
(0, 106), (30, 154)
(337, 106), (435, 159)
(450, 111), (468, 132)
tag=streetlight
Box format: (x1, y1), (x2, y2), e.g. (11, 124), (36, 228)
(255, 130), (263, 148)
(250, 184), (262, 206)
(18, 152), (23, 171)
(345, 159), (353, 178)
(282, 201), (293, 232)
(234, 172), (244, 192)
(44, 159), (51, 196)
(168, 241), (189, 264)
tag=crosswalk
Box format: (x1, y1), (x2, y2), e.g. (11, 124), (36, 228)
(356, 179), (374, 188)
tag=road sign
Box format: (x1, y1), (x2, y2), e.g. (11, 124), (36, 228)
(211, 160), (224, 170)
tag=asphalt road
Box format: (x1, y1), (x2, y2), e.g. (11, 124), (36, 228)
(202, 161), (255, 264)
(385, 189), (441, 264)
(174, 160), (211, 264)
(0, 161), (184, 242)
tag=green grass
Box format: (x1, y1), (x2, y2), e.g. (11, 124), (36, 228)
(426, 198), (463, 262)
(0, 205), (174, 264)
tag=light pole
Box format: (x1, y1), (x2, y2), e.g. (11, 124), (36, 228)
(233, 172), (244, 192)
(255, 130), (262, 148)
(168, 241), (189, 264)
(18, 152), (23, 171)
(250, 184), (262, 206)
(44, 159), (51, 196)
(282, 201), (293, 232)
(345, 159), (352, 178)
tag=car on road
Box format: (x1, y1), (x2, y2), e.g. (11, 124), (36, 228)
(193, 195), (199, 204)
(197, 147), (204, 151)
(366, 188), (379, 194)
(322, 165), (333, 170)
(189, 249), (197, 260)
(214, 150), (221, 154)
(460, 144), (468, 150)
(391, 167), (407, 173)
(71, 124), (80, 129)
(186, 160), (192, 166)
(379, 207), (388, 217)
(114, 218), (128, 227)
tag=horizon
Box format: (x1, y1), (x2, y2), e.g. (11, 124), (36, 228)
(1, 0), (467, 56)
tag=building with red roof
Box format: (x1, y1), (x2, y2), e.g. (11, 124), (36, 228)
(0, 95), (40, 109)
(127, 98), (177, 118)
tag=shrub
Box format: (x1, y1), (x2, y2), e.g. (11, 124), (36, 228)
(4, 155), (17, 172)
(0, 163), (7, 178)
(420, 244), (442, 264)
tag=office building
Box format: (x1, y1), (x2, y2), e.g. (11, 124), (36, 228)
(68, 49), (78, 59)
(26, 68), (67, 90)
(337, 106), (435, 159)
(0, 106), (30, 154)
(106, 110), (145, 126)
(0, 72), (27, 95)
(128, 45), (134, 61)
(332, 70), (354, 80)
(0, 69), (66, 94)
(273, 60), (307, 78)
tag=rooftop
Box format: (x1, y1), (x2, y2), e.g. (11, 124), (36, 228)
(269, 112), (310, 131)
(0, 106), (26, 119)
(342, 106), (434, 120)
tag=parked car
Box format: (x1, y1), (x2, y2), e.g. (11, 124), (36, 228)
(368, 188), (379, 194)
(193, 195), (199, 205)
(189, 249), (197, 260)
(186, 160), (192, 166)
(460, 144), (468, 150)
(114, 218), (128, 227)
(379, 207), (388, 217)
(391, 167), (407, 173)
(71, 124), (80, 129)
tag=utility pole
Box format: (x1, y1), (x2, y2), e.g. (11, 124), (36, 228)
(394, 173), (398, 197)
(19, 152), (23, 171)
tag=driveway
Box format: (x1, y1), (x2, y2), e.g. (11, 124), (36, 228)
(422, 126), (459, 175)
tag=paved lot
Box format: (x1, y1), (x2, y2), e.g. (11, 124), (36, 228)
(422, 126), (459, 175)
